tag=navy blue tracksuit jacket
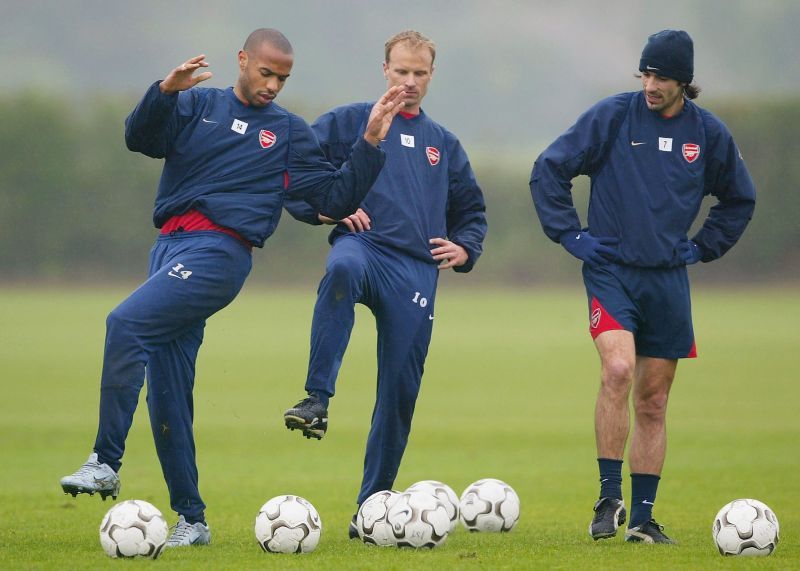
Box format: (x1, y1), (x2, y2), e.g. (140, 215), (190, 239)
(531, 90), (755, 268)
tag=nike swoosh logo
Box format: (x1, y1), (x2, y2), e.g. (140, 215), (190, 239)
(642, 500), (654, 505)
(631, 141), (646, 146)
(201, 118), (217, 124)
(428, 315), (434, 321)
(646, 65), (660, 71)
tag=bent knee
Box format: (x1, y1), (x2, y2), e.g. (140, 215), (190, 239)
(105, 306), (130, 332)
(323, 255), (366, 294)
(105, 304), (146, 342)
(327, 254), (365, 277)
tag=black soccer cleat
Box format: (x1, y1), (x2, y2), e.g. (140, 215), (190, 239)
(589, 497), (626, 540)
(283, 396), (328, 440)
(625, 519), (676, 544)
(348, 514), (359, 540)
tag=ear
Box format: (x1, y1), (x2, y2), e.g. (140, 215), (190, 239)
(382, 61), (389, 80)
(238, 50), (247, 71)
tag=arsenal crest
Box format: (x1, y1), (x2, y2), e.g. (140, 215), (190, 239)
(426, 146), (440, 166)
(259, 130), (276, 149)
(682, 143), (700, 163)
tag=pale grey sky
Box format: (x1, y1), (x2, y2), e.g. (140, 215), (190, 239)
(2, 0), (795, 149)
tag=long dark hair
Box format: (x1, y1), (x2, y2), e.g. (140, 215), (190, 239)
(683, 83), (701, 99)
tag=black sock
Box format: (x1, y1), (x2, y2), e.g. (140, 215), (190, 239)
(629, 473), (660, 527)
(597, 458), (623, 500)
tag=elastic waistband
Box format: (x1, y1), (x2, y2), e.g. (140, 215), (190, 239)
(161, 210), (252, 251)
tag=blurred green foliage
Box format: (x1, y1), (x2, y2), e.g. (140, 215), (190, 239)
(0, 93), (796, 285)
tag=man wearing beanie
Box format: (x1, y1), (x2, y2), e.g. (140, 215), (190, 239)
(530, 30), (755, 544)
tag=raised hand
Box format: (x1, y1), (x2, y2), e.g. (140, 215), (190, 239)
(559, 231), (619, 266)
(160, 55), (213, 94)
(362, 86), (406, 146)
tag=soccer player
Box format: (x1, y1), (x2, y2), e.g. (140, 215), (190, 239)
(59, 28), (406, 547)
(530, 30), (755, 543)
(281, 30), (487, 535)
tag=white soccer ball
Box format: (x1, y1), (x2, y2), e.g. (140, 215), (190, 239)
(405, 480), (460, 533)
(357, 490), (400, 546)
(386, 490), (451, 548)
(254, 495), (322, 554)
(712, 498), (779, 556)
(459, 478), (520, 532)
(98, 499), (168, 559)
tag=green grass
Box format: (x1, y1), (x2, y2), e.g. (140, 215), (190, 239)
(0, 285), (797, 569)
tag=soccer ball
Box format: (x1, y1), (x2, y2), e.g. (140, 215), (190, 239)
(254, 495), (322, 554)
(356, 490), (400, 546)
(712, 498), (779, 556)
(405, 480), (460, 533)
(98, 499), (168, 559)
(459, 478), (520, 532)
(386, 490), (451, 548)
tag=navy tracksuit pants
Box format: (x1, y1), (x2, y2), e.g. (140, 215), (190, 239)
(93, 231), (251, 522)
(304, 235), (438, 505)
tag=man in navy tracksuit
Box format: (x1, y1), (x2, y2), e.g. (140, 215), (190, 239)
(59, 28), (406, 547)
(282, 30), (487, 535)
(530, 30), (755, 543)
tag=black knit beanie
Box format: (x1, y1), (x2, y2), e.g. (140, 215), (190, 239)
(639, 30), (694, 83)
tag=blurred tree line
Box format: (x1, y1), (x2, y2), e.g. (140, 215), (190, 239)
(0, 92), (796, 286)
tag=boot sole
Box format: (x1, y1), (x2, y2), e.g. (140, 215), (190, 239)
(284, 415), (326, 440)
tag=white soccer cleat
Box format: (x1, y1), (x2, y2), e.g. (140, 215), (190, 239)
(60, 453), (120, 500)
(165, 515), (211, 547)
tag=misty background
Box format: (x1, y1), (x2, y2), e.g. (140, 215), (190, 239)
(1, 0), (797, 285)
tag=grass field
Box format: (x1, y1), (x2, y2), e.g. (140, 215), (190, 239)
(0, 285), (797, 569)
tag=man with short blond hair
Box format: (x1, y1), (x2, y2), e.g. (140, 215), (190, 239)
(283, 30), (487, 535)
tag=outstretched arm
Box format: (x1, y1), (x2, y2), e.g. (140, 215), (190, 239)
(125, 55), (213, 158)
(286, 87), (406, 220)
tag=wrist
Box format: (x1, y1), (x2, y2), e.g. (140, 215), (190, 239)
(559, 230), (582, 244)
(362, 133), (380, 147)
(158, 80), (178, 95)
(690, 240), (704, 262)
